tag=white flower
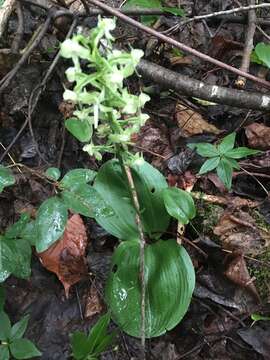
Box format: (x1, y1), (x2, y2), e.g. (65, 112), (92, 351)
(63, 89), (77, 102)
(60, 38), (89, 59)
(138, 93), (150, 107)
(130, 49), (144, 65)
(65, 67), (76, 82)
(97, 17), (116, 41)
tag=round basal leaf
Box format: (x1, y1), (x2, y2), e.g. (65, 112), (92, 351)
(10, 338), (41, 359)
(60, 169), (97, 188)
(0, 165), (15, 193)
(163, 187), (196, 224)
(35, 197), (68, 253)
(61, 183), (114, 218)
(65, 117), (92, 142)
(105, 239), (195, 338)
(45, 167), (61, 181)
(93, 159), (170, 241)
(0, 286), (5, 311)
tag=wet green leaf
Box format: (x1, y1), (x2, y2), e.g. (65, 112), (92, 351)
(163, 6), (185, 16)
(0, 286), (5, 311)
(106, 239), (195, 337)
(60, 169), (96, 188)
(93, 159), (169, 241)
(62, 184), (113, 218)
(35, 197), (68, 253)
(163, 188), (196, 224)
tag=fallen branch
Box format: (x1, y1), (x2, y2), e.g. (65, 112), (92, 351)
(137, 59), (270, 111)
(86, 0), (270, 89)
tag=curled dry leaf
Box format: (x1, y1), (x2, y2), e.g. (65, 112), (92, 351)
(245, 123), (270, 150)
(225, 255), (260, 301)
(175, 103), (221, 137)
(83, 283), (103, 318)
(38, 214), (88, 297)
(214, 210), (270, 256)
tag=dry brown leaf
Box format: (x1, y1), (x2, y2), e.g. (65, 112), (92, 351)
(225, 255), (260, 301)
(175, 103), (221, 137)
(83, 284), (103, 319)
(245, 123), (270, 150)
(214, 210), (269, 256)
(38, 214), (88, 298)
(170, 56), (193, 67)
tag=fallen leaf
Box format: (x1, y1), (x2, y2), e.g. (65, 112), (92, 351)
(38, 214), (88, 297)
(225, 255), (260, 301)
(245, 123), (270, 150)
(238, 326), (270, 359)
(83, 283), (103, 318)
(175, 103), (221, 137)
(214, 210), (269, 256)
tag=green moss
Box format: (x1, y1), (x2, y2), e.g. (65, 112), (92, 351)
(192, 199), (223, 238)
(248, 249), (270, 301)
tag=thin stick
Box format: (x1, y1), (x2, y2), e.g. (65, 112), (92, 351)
(180, 3), (270, 26)
(235, 0), (256, 88)
(123, 165), (146, 358)
(86, 0), (270, 89)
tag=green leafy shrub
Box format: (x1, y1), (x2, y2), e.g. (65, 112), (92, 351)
(123, 0), (185, 25)
(190, 132), (261, 189)
(70, 313), (115, 360)
(0, 311), (41, 359)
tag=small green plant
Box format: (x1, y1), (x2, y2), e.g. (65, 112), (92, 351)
(70, 313), (115, 360)
(0, 311), (41, 359)
(190, 132), (260, 189)
(251, 42), (270, 68)
(123, 0), (185, 25)
(251, 313), (270, 327)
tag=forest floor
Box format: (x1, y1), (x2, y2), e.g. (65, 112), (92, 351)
(1, 0), (270, 359)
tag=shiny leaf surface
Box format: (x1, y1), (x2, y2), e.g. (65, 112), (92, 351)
(105, 239), (195, 337)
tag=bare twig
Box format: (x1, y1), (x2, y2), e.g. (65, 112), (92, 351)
(235, 0), (257, 88)
(256, 25), (270, 42)
(123, 165), (146, 358)
(86, 0), (270, 89)
(11, 0), (24, 53)
(180, 3), (270, 26)
(137, 60), (270, 111)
